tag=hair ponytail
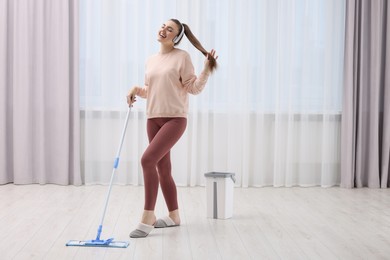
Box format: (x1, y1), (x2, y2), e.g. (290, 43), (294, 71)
(170, 19), (217, 73)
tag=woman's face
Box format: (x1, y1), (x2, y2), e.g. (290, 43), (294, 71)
(157, 20), (180, 44)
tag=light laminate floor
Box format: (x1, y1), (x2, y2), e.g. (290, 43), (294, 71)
(1, 184), (390, 260)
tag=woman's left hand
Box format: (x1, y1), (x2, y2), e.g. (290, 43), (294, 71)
(205, 49), (218, 62)
(204, 49), (218, 69)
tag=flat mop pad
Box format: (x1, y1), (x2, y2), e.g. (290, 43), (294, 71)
(66, 225), (129, 248)
(66, 239), (129, 248)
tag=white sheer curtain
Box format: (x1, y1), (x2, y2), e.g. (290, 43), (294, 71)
(80, 0), (345, 187)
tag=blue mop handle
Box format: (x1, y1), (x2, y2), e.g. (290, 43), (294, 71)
(112, 106), (132, 169)
(113, 157), (120, 169)
(95, 106), (132, 241)
(96, 224), (103, 241)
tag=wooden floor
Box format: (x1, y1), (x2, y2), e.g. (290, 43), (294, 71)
(1, 184), (390, 260)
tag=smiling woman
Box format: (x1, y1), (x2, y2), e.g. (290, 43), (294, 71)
(126, 18), (218, 238)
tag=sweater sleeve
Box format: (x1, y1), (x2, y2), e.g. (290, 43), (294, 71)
(180, 53), (210, 95)
(134, 62), (150, 99)
(135, 71), (148, 99)
(135, 86), (147, 98)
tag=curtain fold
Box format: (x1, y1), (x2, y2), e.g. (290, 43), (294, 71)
(341, 0), (390, 188)
(80, 0), (345, 187)
(0, 0), (81, 185)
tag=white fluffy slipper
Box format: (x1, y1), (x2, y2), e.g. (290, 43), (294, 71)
(129, 223), (154, 238)
(155, 216), (180, 228)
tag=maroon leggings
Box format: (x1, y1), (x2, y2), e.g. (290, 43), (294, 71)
(141, 117), (187, 211)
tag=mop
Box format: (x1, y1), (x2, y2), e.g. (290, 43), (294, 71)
(66, 106), (132, 248)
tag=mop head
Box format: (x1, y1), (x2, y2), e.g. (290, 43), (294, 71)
(66, 238), (129, 248)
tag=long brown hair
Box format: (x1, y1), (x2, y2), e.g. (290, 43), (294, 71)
(170, 19), (217, 73)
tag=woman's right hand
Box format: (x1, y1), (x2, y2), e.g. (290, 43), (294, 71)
(126, 87), (138, 106)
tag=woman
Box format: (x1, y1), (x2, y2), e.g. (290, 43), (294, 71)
(127, 18), (218, 238)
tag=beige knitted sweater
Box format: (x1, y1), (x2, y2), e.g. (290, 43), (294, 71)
(135, 48), (210, 118)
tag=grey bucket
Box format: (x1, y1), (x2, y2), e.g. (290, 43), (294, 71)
(204, 172), (236, 219)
